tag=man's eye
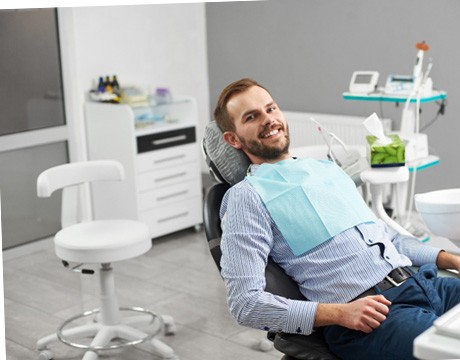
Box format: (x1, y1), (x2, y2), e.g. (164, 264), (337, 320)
(267, 106), (277, 113)
(246, 114), (255, 121)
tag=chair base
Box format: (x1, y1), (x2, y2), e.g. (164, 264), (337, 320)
(36, 307), (177, 360)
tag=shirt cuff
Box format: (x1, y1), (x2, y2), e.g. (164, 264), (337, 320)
(412, 244), (443, 266)
(285, 299), (318, 335)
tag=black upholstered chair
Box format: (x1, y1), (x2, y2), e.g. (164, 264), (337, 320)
(201, 121), (339, 360)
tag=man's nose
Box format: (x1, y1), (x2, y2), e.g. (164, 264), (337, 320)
(262, 113), (275, 126)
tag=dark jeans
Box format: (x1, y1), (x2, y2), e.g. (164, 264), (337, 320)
(323, 264), (460, 360)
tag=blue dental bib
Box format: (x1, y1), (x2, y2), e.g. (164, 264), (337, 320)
(247, 158), (376, 256)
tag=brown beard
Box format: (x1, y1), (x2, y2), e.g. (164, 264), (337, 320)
(239, 126), (290, 161)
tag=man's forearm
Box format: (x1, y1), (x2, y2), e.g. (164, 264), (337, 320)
(315, 295), (391, 334)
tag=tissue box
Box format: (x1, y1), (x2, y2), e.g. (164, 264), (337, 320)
(366, 134), (405, 167)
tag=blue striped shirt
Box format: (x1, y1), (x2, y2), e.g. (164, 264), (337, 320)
(219, 169), (441, 336)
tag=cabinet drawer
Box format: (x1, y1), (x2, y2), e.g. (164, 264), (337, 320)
(137, 179), (201, 211)
(137, 126), (196, 154)
(137, 162), (199, 192)
(136, 143), (199, 173)
(140, 197), (203, 238)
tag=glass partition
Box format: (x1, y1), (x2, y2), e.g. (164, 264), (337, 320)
(0, 9), (65, 136)
(1, 142), (68, 249)
(0, 8), (68, 249)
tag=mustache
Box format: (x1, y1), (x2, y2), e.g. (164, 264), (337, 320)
(259, 122), (288, 137)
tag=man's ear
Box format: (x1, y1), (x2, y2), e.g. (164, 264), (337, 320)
(223, 131), (242, 149)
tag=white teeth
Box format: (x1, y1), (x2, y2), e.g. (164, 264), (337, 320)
(263, 129), (279, 138)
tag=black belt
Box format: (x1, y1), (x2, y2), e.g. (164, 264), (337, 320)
(354, 267), (414, 300)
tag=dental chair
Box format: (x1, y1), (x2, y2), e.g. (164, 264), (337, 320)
(202, 121), (340, 360)
(35, 160), (176, 360)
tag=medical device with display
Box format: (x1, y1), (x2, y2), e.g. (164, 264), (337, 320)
(384, 75), (415, 95)
(349, 71), (379, 94)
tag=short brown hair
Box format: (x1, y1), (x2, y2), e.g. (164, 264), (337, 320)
(213, 78), (268, 132)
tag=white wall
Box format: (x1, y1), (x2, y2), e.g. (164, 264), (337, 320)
(61, 4), (210, 169)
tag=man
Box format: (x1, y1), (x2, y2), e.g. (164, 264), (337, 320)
(214, 78), (460, 360)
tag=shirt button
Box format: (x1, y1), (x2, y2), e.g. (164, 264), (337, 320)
(264, 326), (270, 331)
(296, 327), (302, 333)
(368, 239), (374, 244)
(385, 255), (390, 260)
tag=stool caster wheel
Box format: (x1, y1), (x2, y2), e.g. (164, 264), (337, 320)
(38, 349), (54, 360)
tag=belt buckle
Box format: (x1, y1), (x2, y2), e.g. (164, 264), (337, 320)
(385, 274), (404, 287)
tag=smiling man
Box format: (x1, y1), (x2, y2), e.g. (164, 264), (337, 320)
(213, 78), (460, 360)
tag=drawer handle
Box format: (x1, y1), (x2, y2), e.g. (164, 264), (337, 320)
(152, 135), (187, 146)
(158, 211), (189, 223)
(154, 154), (186, 164)
(157, 190), (188, 201)
(155, 172), (187, 183)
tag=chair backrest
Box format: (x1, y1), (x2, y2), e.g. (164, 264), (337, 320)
(37, 160), (125, 227)
(202, 121), (251, 186)
(202, 121), (306, 301)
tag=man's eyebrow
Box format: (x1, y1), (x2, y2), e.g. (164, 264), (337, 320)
(241, 108), (258, 119)
(241, 102), (276, 119)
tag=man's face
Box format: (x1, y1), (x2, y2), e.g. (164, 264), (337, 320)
(224, 86), (290, 164)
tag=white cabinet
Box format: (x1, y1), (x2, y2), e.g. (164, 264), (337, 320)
(84, 97), (203, 238)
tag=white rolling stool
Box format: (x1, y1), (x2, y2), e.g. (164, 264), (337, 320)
(35, 160), (177, 360)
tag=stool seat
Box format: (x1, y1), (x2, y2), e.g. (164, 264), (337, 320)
(55, 219), (151, 263)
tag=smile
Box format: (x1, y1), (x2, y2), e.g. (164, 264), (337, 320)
(262, 129), (280, 139)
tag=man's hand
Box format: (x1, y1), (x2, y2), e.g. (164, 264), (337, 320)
(315, 295), (391, 333)
(436, 251), (460, 274)
(340, 295), (391, 333)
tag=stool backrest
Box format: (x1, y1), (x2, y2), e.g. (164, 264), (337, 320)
(37, 160), (125, 227)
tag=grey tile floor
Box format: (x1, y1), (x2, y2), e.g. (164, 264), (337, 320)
(3, 228), (284, 360)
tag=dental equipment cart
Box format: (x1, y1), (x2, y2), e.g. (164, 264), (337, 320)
(342, 91), (447, 165)
(343, 91), (447, 235)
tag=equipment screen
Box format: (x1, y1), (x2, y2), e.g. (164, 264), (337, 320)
(355, 74), (373, 84)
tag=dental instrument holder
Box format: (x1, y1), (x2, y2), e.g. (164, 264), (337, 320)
(309, 116), (408, 233)
(309, 117), (366, 186)
(343, 90), (446, 236)
(360, 166), (412, 236)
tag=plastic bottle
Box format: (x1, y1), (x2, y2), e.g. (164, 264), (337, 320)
(104, 76), (112, 93)
(111, 75), (120, 95)
(155, 87), (172, 104)
(97, 77), (105, 93)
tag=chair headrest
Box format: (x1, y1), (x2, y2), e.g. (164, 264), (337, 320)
(202, 121), (251, 186)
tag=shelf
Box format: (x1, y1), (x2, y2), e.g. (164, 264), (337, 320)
(342, 90), (447, 103)
(407, 155), (439, 172)
(129, 95), (197, 135)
